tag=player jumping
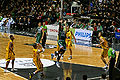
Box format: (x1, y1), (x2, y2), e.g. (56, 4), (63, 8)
(29, 43), (44, 80)
(51, 23), (66, 68)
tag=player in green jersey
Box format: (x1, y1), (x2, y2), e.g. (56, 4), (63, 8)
(51, 22), (66, 68)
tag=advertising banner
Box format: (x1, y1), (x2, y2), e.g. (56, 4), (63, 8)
(74, 29), (93, 41)
(115, 32), (120, 40)
(74, 29), (93, 46)
(47, 25), (59, 40)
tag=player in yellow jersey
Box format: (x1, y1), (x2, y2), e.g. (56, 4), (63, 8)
(4, 35), (15, 72)
(66, 25), (76, 60)
(97, 32), (108, 69)
(29, 43), (44, 80)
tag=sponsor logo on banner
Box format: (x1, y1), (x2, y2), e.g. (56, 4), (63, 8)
(74, 29), (93, 41)
(74, 29), (93, 46)
(75, 31), (91, 38)
(47, 25), (59, 40)
(0, 58), (55, 69)
(49, 29), (58, 32)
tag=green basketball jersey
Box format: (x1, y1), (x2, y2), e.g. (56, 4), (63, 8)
(58, 31), (66, 40)
(42, 25), (47, 33)
(108, 48), (116, 58)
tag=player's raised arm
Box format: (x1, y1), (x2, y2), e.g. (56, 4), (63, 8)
(64, 20), (67, 32)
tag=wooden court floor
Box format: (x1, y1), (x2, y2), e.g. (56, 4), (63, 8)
(0, 33), (119, 80)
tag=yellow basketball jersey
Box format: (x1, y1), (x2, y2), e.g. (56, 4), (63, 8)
(6, 40), (13, 51)
(100, 36), (108, 49)
(33, 49), (39, 61)
(66, 30), (72, 41)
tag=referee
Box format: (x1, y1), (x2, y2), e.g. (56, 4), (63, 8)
(42, 22), (47, 48)
(107, 43), (116, 80)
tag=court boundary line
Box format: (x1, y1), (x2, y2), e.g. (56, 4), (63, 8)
(0, 67), (28, 80)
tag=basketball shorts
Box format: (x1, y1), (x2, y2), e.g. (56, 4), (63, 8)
(36, 33), (42, 43)
(66, 40), (72, 49)
(6, 50), (15, 61)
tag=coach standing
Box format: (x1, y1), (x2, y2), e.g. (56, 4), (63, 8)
(42, 22), (48, 48)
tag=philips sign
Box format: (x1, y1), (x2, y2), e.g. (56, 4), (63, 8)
(75, 31), (91, 38)
(74, 29), (93, 41)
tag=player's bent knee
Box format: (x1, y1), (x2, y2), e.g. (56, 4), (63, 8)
(101, 55), (104, 59)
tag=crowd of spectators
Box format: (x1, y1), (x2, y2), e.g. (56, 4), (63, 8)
(72, 0), (120, 43)
(0, 0), (73, 32)
(0, 0), (120, 42)
(89, 0), (120, 18)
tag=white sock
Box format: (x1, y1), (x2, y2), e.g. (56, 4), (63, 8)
(59, 54), (61, 56)
(33, 72), (35, 74)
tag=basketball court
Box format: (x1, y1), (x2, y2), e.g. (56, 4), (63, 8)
(0, 33), (119, 80)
